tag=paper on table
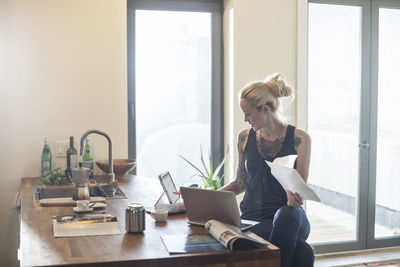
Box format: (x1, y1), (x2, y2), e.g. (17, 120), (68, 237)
(265, 156), (321, 202)
(52, 214), (121, 237)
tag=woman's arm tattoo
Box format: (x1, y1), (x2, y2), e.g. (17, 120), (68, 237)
(294, 132), (303, 152)
(234, 149), (246, 193)
(225, 130), (248, 194)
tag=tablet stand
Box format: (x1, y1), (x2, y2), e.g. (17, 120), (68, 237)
(154, 192), (185, 214)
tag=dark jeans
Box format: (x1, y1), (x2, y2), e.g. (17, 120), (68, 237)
(248, 206), (314, 267)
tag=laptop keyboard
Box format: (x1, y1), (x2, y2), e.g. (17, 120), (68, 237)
(241, 222), (253, 229)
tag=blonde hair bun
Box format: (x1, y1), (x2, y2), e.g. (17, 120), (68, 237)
(239, 73), (294, 114)
(264, 73), (292, 98)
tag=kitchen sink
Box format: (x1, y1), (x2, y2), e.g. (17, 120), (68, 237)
(34, 184), (128, 200)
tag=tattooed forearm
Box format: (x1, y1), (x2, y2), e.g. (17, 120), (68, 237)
(222, 179), (243, 195)
(234, 133), (247, 193)
(223, 153), (246, 194)
(221, 130), (248, 194)
(231, 171), (246, 194)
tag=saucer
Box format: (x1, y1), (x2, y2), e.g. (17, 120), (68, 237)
(91, 202), (107, 210)
(72, 207), (94, 213)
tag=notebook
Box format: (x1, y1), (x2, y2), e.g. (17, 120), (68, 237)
(180, 187), (259, 231)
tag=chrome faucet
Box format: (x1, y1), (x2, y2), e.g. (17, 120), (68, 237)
(80, 129), (115, 185)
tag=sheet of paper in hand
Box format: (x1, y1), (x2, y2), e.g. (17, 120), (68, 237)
(265, 155), (321, 202)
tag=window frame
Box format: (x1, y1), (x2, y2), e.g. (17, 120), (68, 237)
(127, 0), (224, 177)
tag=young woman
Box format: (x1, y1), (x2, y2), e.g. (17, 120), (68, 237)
(221, 73), (314, 267)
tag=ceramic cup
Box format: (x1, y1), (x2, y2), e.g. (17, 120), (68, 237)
(76, 200), (90, 211)
(150, 210), (168, 222)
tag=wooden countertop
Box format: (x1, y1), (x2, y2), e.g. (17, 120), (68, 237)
(19, 175), (280, 267)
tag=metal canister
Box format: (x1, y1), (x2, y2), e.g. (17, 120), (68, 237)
(125, 203), (145, 233)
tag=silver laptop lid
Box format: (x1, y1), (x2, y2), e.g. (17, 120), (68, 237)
(180, 187), (242, 228)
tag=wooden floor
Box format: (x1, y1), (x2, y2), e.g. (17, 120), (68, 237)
(314, 247), (400, 266)
(306, 202), (396, 244)
(307, 203), (400, 266)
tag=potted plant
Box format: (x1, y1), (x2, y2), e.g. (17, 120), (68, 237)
(179, 146), (229, 190)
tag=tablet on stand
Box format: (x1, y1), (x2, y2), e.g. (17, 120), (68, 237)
(154, 171), (185, 214)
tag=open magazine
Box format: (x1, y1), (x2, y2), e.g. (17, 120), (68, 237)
(161, 220), (273, 254)
(205, 220), (270, 251)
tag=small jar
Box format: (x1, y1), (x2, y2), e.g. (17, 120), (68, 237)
(125, 203), (145, 233)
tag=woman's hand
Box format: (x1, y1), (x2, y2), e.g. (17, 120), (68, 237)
(286, 190), (303, 208)
(173, 184), (199, 195)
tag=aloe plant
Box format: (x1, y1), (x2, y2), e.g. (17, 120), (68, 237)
(179, 146), (229, 190)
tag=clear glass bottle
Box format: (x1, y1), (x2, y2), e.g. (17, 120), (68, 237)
(41, 138), (52, 176)
(82, 138), (93, 172)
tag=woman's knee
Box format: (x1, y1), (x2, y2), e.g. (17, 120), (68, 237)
(273, 206), (302, 227)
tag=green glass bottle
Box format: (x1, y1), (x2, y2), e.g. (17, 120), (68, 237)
(41, 138), (52, 176)
(66, 136), (78, 173)
(82, 138), (93, 172)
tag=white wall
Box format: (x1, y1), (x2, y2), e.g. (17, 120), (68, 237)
(1, 1), (5, 124)
(223, 0), (298, 182)
(0, 1), (127, 266)
(1, 0), (301, 265)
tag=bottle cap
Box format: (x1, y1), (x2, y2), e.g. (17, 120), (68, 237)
(44, 138), (49, 143)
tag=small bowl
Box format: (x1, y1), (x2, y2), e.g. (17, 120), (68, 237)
(96, 159), (136, 177)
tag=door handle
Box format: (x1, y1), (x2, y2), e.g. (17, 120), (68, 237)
(359, 141), (370, 149)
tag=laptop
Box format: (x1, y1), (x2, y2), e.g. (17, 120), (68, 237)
(180, 187), (259, 231)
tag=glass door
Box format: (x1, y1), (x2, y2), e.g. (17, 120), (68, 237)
(306, 1), (369, 253)
(368, 0), (400, 248)
(307, 0), (400, 252)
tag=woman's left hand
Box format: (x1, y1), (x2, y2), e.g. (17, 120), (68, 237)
(286, 190), (303, 208)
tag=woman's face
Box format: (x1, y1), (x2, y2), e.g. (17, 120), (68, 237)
(240, 98), (267, 130)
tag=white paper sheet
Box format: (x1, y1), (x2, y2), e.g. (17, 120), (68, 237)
(265, 156), (321, 202)
(53, 214), (121, 237)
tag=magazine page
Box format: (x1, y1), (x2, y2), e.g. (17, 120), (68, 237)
(205, 220), (239, 249)
(205, 220), (268, 250)
(160, 234), (226, 254)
